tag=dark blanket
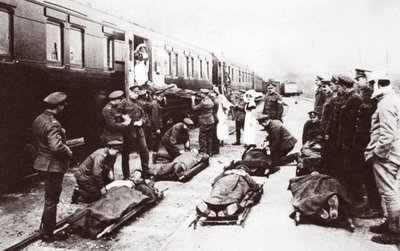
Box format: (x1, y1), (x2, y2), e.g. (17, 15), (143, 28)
(296, 141), (322, 176)
(68, 186), (149, 239)
(153, 152), (209, 181)
(288, 173), (351, 216)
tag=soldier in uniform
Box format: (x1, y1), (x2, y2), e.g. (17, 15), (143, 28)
(210, 90), (220, 154)
(257, 115), (299, 168)
(32, 92), (72, 242)
(302, 111), (323, 144)
(354, 68), (371, 92)
(336, 75), (363, 204)
(120, 86), (151, 179)
(71, 140), (123, 203)
(322, 77), (346, 179)
(100, 90), (131, 145)
(262, 82), (284, 121)
(148, 90), (165, 151)
(320, 77), (337, 132)
(153, 118), (194, 163)
(137, 90), (152, 151)
(231, 90), (246, 145)
(352, 84), (381, 218)
(314, 75), (327, 119)
(191, 89), (215, 155)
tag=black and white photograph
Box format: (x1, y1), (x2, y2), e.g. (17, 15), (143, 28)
(1, 0), (400, 250)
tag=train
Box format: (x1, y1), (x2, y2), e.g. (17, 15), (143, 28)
(258, 79), (302, 96)
(0, 0), (265, 188)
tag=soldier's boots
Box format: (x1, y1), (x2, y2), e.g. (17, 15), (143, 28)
(328, 194), (339, 220)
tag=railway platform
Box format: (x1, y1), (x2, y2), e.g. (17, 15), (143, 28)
(0, 97), (398, 251)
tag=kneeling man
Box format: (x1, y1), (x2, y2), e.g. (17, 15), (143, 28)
(72, 140), (123, 203)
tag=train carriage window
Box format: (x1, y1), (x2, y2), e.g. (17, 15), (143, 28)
(199, 59), (203, 79)
(46, 22), (63, 65)
(0, 9), (12, 60)
(114, 41), (124, 62)
(69, 28), (84, 68)
(103, 36), (114, 71)
(185, 56), (190, 78)
(171, 52), (178, 77)
(165, 51), (171, 76)
(206, 61), (210, 80)
(191, 57), (194, 78)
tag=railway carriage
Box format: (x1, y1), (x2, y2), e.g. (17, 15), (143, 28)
(0, 0), (263, 188)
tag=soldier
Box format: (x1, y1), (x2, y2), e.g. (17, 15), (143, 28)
(191, 89), (215, 155)
(323, 77), (346, 179)
(209, 89), (220, 154)
(148, 90), (165, 151)
(320, 77), (337, 132)
(153, 118), (194, 163)
(262, 82), (284, 121)
(354, 68), (371, 92)
(231, 89), (246, 145)
(137, 90), (152, 151)
(364, 72), (400, 244)
(336, 75), (363, 204)
(257, 114), (299, 168)
(120, 86), (151, 179)
(314, 75), (326, 119)
(352, 83), (381, 218)
(32, 92), (72, 242)
(100, 90), (131, 145)
(71, 140), (123, 203)
(302, 111), (323, 144)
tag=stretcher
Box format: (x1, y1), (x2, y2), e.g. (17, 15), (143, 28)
(189, 184), (263, 229)
(153, 152), (210, 182)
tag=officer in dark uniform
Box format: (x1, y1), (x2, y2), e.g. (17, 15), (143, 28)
(302, 111), (323, 144)
(210, 90), (220, 154)
(337, 75), (363, 204)
(72, 140), (123, 203)
(323, 77), (346, 179)
(32, 92), (72, 242)
(100, 90), (131, 145)
(262, 82), (284, 121)
(354, 68), (371, 93)
(191, 89), (215, 155)
(257, 114), (299, 167)
(352, 84), (381, 217)
(148, 90), (165, 151)
(153, 118), (194, 162)
(232, 90), (246, 145)
(320, 77), (337, 133)
(120, 86), (150, 179)
(314, 75), (327, 119)
(137, 90), (153, 151)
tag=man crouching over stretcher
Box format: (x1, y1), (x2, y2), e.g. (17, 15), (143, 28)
(71, 140), (122, 204)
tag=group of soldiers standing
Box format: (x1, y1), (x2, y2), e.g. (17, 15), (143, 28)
(305, 69), (400, 245)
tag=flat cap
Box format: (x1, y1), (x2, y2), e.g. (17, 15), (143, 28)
(331, 74), (339, 84)
(108, 90), (124, 99)
(266, 82), (276, 87)
(337, 75), (355, 88)
(129, 85), (142, 91)
(183, 118), (194, 125)
(106, 140), (123, 147)
(138, 90), (147, 96)
(256, 114), (270, 122)
(239, 89), (246, 93)
(200, 88), (210, 94)
(355, 68), (371, 80)
(308, 110), (319, 116)
(43, 92), (67, 105)
(320, 80), (331, 85)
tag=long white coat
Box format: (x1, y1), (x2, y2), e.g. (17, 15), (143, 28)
(217, 95), (233, 141)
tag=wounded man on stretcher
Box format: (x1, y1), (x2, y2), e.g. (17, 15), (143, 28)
(192, 164), (263, 227)
(66, 178), (163, 239)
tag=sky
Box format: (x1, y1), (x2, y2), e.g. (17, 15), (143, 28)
(78, 0), (400, 82)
